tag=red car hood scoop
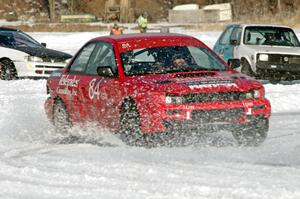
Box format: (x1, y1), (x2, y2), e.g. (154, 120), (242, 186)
(175, 72), (216, 78)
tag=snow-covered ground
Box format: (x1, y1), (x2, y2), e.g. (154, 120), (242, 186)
(0, 30), (300, 198)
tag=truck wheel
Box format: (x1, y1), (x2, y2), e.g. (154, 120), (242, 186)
(241, 59), (255, 77)
(0, 59), (17, 80)
(120, 101), (149, 146)
(53, 100), (71, 134)
(232, 119), (268, 146)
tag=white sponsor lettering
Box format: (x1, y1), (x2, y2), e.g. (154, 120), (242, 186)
(89, 78), (104, 100)
(59, 75), (80, 88)
(189, 83), (237, 89)
(56, 87), (77, 96)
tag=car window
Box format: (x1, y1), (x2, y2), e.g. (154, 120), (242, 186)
(121, 46), (227, 76)
(244, 26), (300, 47)
(134, 49), (155, 62)
(219, 26), (234, 45)
(188, 46), (226, 70)
(12, 31), (42, 47)
(69, 43), (96, 73)
(0, 30), (41, 48)
(85, 42), (117, 76)
(230, 27), (242, 44)
(0, 31), (14, 47)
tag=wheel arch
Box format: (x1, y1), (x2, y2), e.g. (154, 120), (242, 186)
(119, 96), (137, 114)
(0, 57), (16, 68)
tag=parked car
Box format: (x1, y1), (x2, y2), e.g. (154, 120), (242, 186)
(213, 24), (300, 81)
(0, 27), (72, 80)
(44, 33), (271, 146)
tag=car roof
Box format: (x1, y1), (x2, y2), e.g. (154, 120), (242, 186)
(90, 33), (198, 42)
(0, 27), (19, 31)
(89, 33), (206, 53)
(228, 23), (291, 29)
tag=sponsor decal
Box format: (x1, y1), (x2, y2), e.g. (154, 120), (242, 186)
(56, 87), (77, 96)
(185, 80), (237, 89)
(58, 75), (79, 88)
(56, 75), (79, 96)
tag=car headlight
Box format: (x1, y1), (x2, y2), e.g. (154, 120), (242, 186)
(253, 89), (260, 98)
(258, 54), (269, 61)
(245, 89), (260, 99)
(65, 58), (72, 64)
(165, 96), (184, 104)
(25, 56), (43, 62)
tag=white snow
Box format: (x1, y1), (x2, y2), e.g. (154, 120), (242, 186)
(0, 30), (300, 198)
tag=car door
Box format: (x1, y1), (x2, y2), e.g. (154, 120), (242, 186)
(61, 42), (97, 123)
(77, 41), (122, 128)
(213, 26), (235, 63)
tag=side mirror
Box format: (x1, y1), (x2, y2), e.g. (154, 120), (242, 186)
(229, 59), (240, 69)
(230, 39), (239, 45)
(97, 66), (115, 77)
(41, 42), (47, 47)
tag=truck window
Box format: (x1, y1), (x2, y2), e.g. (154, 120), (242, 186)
(219, 26), (234, 45)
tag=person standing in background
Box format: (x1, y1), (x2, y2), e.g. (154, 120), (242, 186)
(110, 23), (123, 35)
(137, 12), (148, 33)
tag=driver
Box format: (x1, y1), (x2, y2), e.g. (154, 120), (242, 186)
(172, 54), (187, 68)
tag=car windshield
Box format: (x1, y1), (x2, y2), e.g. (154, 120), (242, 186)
(244, 26), (300, 47)
(0, 30), (42, 48)
(121, 46), (227, 76)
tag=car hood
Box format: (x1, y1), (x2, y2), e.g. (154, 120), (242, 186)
(129, 71), (262, 95)
(11, 46), (72, 60)
(246, 45), (300, 55)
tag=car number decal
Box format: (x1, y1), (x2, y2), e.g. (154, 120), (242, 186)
(89, 78), (104, 100)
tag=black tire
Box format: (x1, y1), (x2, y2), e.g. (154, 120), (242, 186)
(0, 59), (17, 80)
(53, 100), (71, 134)
(241, 59), (255, 77)
(232, 119), (269, 146)
(120, 100), (149, 146)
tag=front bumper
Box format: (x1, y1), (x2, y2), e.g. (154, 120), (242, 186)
(256, 61), (300, 80)
(14, 61), (66, 78)
(140, 98), (271, 133)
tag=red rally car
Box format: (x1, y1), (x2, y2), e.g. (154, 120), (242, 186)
(45, 33), (271, 146)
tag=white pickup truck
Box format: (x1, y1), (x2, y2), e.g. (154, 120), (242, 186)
(213, 24), (300, 81)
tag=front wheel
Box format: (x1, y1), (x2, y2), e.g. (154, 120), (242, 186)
(120, 101), (150, 146)
(0, 59), (17, 80)
(53, 100), (71, 134)
(232, 119), (269, 146)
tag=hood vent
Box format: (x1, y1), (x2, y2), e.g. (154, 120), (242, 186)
(175, 72), (216, 78)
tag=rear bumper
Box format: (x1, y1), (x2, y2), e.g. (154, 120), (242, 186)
(140, 98), (271, 133)
(14, 61), (66, 78)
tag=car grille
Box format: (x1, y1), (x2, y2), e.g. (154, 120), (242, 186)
(42, 57), (67, 63)
(36, 65), (65, 69)
(178, 91), (254, 104)
(261, 54), (300, 65)
(35, 65), (65, 75)
(192, 108), (244, 123)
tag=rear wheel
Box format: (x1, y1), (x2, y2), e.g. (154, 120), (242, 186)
(232, 119), (268, 146)
(120, 101), (150, 146)
(0, 59), (17, 80)
(53, 100), (71, 134)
